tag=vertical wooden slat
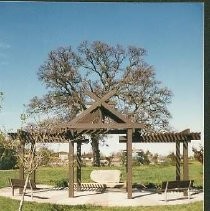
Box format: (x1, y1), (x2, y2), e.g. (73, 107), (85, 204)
(76, 141), (82, 191)
(176, 141), (181, 181)
(127, 128), (133, 199)
(69, 140), (74, 197)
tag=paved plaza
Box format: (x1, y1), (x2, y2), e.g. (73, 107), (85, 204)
(0, 185), (203, 207)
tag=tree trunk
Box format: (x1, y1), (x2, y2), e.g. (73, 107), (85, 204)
(91, 135), (100, 167)
(19, 143), (35, 211)
(18, 174), (30, 211)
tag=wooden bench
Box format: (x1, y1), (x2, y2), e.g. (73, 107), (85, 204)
(74, 183), (107, 192)
(10, 179), (38, 197)
(90, 170), (125, 188)
(158, 180), (194, 202)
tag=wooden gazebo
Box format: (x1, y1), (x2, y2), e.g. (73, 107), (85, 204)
(8, 90), (201, 199)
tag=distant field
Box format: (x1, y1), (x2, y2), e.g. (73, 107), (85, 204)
(0, 161), (203, 188)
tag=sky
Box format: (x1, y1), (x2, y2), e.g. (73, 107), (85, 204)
(0, 2), (203, 155)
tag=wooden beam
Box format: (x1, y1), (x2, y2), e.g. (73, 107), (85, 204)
(183, 140), (189, 180)
(85, 91), (100, 101)
(181, 129), (191, 133)
(176, 141), (181, 181)
(69, 90), (117, 125)
(76, 142), (82, 191)
(119, 131), (200, 143)
(183, 140), (189, 196)
(31, 141), (36, 183)
(85, 91), (116, 108)
(68, 123), (144, 129)
(101, 102), (129, 123)
(85, 90), (116, 103)
(19, 140), (25, 194)
(127, 128), (133, 199)
(77, 109), (101, 124)
(69, 141), (74, 198)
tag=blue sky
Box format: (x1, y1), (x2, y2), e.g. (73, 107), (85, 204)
(0, 2), (203, 154)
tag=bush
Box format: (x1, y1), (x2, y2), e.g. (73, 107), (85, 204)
(0, 149), (17, 169)
(0, 134), (17, 170)
(166, 152), (176, 165)
(55, 178), (68, 188)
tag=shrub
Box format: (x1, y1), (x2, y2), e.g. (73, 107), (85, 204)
(55, 178), (68, 188)
(0, 134), (17, 170)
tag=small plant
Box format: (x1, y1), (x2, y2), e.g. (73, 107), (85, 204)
(55, 178), (68, 188)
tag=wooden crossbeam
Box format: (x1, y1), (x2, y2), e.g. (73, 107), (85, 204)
(86, 90), (131, 124)
(101, 102), (128, 123)
(119, 132), (201, 143)
(69, 90), (117, 125)
(68, 122), (144, 129)
(8, 131), (89, 143)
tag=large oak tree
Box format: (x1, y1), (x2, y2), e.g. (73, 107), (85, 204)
(27, 41), (172, 166)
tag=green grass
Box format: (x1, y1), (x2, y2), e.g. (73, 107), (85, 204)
(0, 169), (19, 188)
(0, 161), (203, 210)
(0, 196), (203, 211)
(0, 161), (203, 188)
(34, 161), (203, 188)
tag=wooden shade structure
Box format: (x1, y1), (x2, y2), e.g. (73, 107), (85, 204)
(8, 90), (201, 199)
(119, 129), (201, 182)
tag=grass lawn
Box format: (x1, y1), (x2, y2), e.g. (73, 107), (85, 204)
(36, 161), (203, 188)
(0, 161), (203, 188)
(0, 196), (203, 211)
(0, 161), (203, 210)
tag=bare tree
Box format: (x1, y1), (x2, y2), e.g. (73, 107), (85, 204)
(27, 41), (173, 166)
(2, 128), (46, 211)
(192, 145), (203, 164)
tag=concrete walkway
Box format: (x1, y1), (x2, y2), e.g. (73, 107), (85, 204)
(0, 185), (203, 207)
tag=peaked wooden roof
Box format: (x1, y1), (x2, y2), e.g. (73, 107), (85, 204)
(65, 90), (145, 131)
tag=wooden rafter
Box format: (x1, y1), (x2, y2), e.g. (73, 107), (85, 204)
(69, 90), (117, 125)
(7, 131), (88, 143)
(67, 122), (144, 130)
(119, 131), (201, 143)
(86, 91), (128, 123)
(66, 90), (144, 131)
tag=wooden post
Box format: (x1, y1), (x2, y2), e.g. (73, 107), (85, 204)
(183, 140), (189, 196)
(176, 141), (181, 181)
(125, 149), (128, 192)
(127, 128), (133, 199)
(31, 141), (36, 183)
(19, 140), (25, 194)
(76, 141), (82, 191)
(183, 140), (189, 179)
(69, 140), (74, 197)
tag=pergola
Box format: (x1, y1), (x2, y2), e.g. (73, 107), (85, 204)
(8, 90), (201, 199)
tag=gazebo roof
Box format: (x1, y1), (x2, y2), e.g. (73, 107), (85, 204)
(8, 90), (145, 143)
(7, 91), (201, 144)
